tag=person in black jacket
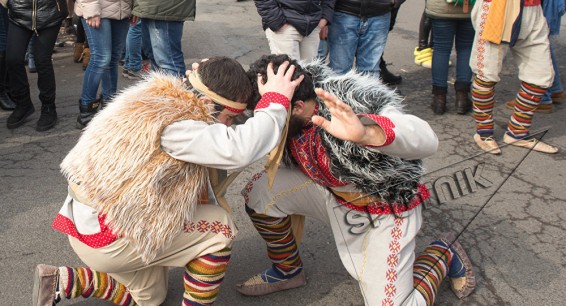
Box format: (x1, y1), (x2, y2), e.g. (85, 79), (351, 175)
(0, 3), (15, 111)
(327, 0), (404, 77)
(4, 0), (68, 131)
(254, 0), (335, 61)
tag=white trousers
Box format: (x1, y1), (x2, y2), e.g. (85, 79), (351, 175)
(265, 25), (321, 61)
(243, 168), (428, 305)
(70, 204), (236, 306)
(470, 0), (553, 87)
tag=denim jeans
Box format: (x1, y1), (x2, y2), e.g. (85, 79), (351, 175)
(327, 11), (390, 76)
(81, 18), (129, 104)
(124, 20), (142, 72)
(6, 22), (60, 103)
(317, 39), (328, 60)
(541, 42), (562, 104)
(141, 18), (185, 78)
(431, 19), (475, 88)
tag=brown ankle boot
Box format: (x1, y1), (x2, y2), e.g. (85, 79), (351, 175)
(80, 48), (90, 71)
(73, 43), (84, 63)
(431, 86), (447, 115)
(454, 81), (471, 115)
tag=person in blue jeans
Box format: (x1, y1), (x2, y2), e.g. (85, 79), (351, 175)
(425, 0), (475, 115)
(540, 44), (564, 107)
(507, 0), (564, 113)
(74, 0), (133, 129)
(122, 19), (143, 80)
(133, 0), (195, 78)
(327, 0), (404, 77)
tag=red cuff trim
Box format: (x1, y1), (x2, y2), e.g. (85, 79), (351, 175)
(254, 92), (290, 111)
(358, 114), (396, 147)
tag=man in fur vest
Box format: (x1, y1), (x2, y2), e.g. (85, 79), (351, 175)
(32, 57), (305, 306)
(236, 55), (476, 305)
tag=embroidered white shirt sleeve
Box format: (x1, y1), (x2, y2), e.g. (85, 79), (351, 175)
(160, 104), (288, 170)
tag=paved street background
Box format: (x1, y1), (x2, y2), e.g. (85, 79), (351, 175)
(1, 1), (565, 305)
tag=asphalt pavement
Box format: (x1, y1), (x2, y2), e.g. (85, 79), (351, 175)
(1, 1), (565, 305)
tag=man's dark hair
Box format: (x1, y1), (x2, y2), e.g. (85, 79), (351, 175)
(247, 54), (316, 110)
(197, 57), (253, 105)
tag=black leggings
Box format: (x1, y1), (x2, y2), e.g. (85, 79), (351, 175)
(5, 22), (60, 103)
(418, 11), (433, 50)
(74, 16), (89, 47)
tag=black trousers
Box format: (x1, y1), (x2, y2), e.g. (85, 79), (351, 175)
(5, 22), (60, 104)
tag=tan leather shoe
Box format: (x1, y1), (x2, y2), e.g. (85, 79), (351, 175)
(438, 232), (476, 299)
(473, 134), (501, 155)
(551, 91), (565, 104)
(32, 264), (59, 306)
(236, 270), (306, 296)
(503, 134), (559, 154)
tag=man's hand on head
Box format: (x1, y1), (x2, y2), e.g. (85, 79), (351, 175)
(257, 61), (304, 101)
(184, 59), (210, 82)
(311, 88), (386, 146)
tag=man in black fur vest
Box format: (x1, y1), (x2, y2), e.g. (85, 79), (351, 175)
(236, 54), (477, 305)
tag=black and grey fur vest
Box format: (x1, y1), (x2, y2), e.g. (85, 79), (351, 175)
(291, 61), (425, 205)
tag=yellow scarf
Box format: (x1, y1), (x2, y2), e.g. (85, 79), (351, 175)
(481, 0), (521, 44)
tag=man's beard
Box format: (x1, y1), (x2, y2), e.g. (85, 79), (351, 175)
(288, 115), (310, 138)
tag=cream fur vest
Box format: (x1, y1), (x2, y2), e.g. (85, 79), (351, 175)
(61, 73), (213, 263)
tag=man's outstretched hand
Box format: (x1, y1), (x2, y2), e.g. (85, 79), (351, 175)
(312, 88), (386, 146)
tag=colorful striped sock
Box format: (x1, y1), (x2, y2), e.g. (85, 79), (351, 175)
(246, 206), (302, 278)
(183, 248), (231, 306)
(507, 82), (546, 139)
(58, 267), (135, 306)
(413, 241), (452, 305)
(471, 76), (497, 137)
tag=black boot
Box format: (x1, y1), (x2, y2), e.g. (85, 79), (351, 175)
(431, 86), (447, 115)
(99, 97), (108, 110)
(379, 58), (402, 86)
(454, 81), (472, 115)
(36, 103), (58, 131)
(76, 99), (101, 129)
(7, 95), (35, 129)
(0, 52), (16, 111)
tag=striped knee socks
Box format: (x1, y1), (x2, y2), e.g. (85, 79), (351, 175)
(413, 241), (452, 305)
(471, 76), (497, 137)
(246, 206), (302, 278)
(58, 267), (135, 305)
(183, 248), (231, 305)
(507, 82), (546, 139)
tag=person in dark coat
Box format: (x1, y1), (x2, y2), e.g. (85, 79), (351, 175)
(254, 0), (335, 61)
(5, 0), (68, 131)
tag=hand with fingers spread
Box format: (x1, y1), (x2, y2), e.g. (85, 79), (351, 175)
(312, 88), (386, 146)
(258, 61), (304, 101)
